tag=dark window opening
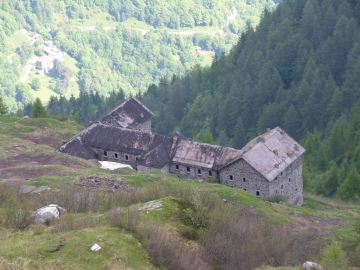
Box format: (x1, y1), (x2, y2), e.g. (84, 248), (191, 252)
(290, 164), (292, 168)
(114, 153), (118, 158)
(289, 178), (291, 183)
(275, 177), (277, 180)
(136, 157), (139, 161)
(281, 172), (283, 176)
(256, 191), (260, 196)
(295, 188), (298, 191)
(186, 167), (190, 172)
(244, 188), (247, 191)
(209, 171), (212, 176)
(104, 151), (108, 156)
(229, 175), (233, 180)
(125, 155), (129, 160)
(276, 190), (278, 194)
(197, 169), (201, 175)
(281, 184), (283, 189)
(243, 178), (246, 182)
(176, 165), (179, 170)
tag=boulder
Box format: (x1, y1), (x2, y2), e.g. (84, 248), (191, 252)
(302, 261), (322, 270)
(34, 204), (66, 225)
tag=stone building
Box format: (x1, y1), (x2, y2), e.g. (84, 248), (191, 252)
(58, 97), (305, 205)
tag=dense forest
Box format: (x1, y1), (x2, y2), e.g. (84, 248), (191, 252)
(0, 0), (276, 112)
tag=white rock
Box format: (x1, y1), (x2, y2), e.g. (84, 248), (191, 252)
(91, 243), (101, 251)
(34, 204), (67, 225)
(302, 261), (322, 270)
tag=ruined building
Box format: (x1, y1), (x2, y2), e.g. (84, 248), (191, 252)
(58, 97), (305, 205)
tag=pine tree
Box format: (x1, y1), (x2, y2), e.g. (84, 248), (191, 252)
(324, 161), (339, 196)
(337, 166), (360, 201)
(0, 96), (7, 115)
(31, 98), (48, 118)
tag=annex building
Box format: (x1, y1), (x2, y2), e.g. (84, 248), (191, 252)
(58, 97), (305, 205)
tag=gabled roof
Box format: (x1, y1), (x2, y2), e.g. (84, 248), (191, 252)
(220, 127), (305, 181)
(95, 97), (154, 129)
(172, 140), (242, 169)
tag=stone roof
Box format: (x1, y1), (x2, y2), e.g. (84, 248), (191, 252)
(221, 127), (305, 181)
(172, 140), (241, 169)
(95, 97), (154, 129)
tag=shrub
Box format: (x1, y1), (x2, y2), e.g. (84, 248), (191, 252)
(320, 241), (347, 270)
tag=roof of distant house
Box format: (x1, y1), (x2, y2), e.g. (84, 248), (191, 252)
(95, 97), (154, 129)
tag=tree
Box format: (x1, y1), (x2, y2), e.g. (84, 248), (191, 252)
(31, 78), (41, 91)
(337, 166), (360, 201)
(31, 98), (47, 118)
(0, 96), (7, 115)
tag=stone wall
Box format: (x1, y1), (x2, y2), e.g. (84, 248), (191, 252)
(269, 157), (303, 205)
(136, 120), (152, 133)
(138, 164), (169, 173)
(219, 159), (270, 198)
(168, 162), (216, 180)
(91, 147), (139, 169)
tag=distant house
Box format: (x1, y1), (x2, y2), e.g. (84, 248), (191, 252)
(44, 41), (53, 47)
(36, 56), (54, 73)
(58, 97), (305, 205)
(28, 32), (41, 42)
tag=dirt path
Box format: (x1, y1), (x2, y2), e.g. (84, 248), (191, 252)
(20, 57), (37, 82)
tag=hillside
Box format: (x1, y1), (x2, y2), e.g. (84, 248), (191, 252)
(1, 115), (360, 269)
(0, 0), (277, 112)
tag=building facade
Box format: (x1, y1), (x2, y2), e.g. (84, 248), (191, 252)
(58, 97), (305, 205)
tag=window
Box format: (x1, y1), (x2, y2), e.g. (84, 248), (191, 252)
(197, 169), (201, 175)
(186, 167), (190, 172)
(295, 188), (298, 191)
(176, 165), (179, 170)
(229, 175), (233, 180)
(209, 171), (212, 176)
(275, 177), (277, 180)
(290, 164), (292, 168)
(281, 172), (283, 176)
(281, 184), (283, 190)
(244, 188), (247, 191)
(256, 191), (260, 196)
(114, 153), (118, 158)
(125, 155), (129, 160)
(243, 177), (246, 182)
(276, 190), (278, 194)
(289, 178), (291, 183)
(103, 151), (108, 156)
(136, 157), (139, 161)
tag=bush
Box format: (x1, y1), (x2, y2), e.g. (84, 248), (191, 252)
(320, 241), (347, 270)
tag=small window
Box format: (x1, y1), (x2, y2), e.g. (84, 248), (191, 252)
(197, 169), (201, 175)
(125, 155), (129, 160)
(136, 157), (139, 161)
(244, 188), (247, 191)
(256, 191), (260, 196)
(281, 172), (283, 176)
(186, 167), (190, 172)
(275, 177), (277, 180)
(104, 151), (108, 156)
(281, 184), (283, 190)
(295, 188), (298, 191)
(290, 164), (292, 168)
(176, 164), (179, 170)
(243, 178), (246, 183)
(209, 171), (212, 176)
(114, 153), (118, 158)
(289, 178), (291, 183)
(276, 190), (278, 194)
(229, 175), (233, 180)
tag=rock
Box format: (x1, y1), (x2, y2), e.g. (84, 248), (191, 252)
(20, 186), (51, 194)
(139, 200), (163, 211)
(23, 115), (29, 119)
(91, 243), (101, 251)
(75, 175), (128, 191)
(34, 204), (67, 225)
(302, 261), (322, 270)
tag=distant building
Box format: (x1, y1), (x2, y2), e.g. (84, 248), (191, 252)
(58, 97), (305, 205)
(28, 32), (41, 42)
(36, 56), (54, 73)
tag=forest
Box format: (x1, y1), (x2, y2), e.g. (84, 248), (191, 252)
(0, 0), (275, 112)
(37, 0), (360, 201)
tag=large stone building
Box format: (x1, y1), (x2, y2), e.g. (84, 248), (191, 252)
(58, 97), (305, 205)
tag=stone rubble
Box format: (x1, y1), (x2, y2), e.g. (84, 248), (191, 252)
(75, 174), (128, 191)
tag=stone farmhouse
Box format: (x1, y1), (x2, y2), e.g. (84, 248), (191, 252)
(58, 97), (305, 205)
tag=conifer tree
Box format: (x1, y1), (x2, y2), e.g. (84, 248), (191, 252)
(337, 166), (360, 201)
(0, 96), (7, 115)
(31, 98), (48, 118)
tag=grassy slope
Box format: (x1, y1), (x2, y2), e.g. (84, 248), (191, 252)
(1, 115), (360, 269)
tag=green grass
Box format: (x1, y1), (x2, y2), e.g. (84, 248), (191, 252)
(7, 30), (28, 51)
(0, 227), (155, 270)
(121, 18), (154, 30)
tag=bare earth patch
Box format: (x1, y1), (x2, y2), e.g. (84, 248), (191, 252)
(75, 175), (129, 191)
(22, 130), (73, 149)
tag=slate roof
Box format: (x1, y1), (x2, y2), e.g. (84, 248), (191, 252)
(172, 140), (242, 169)
(220, 127), (305, 181)
(95, 97), (154, 129)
